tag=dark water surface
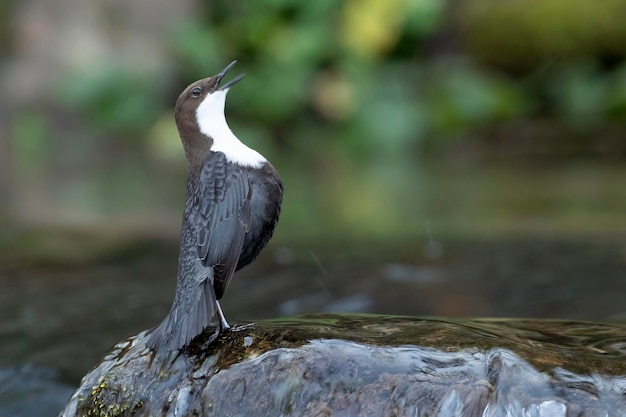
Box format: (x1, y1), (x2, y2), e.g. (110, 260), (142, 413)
(1, 232), (624, 385)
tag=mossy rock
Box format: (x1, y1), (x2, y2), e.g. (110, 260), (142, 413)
(60, 314), (626, 417)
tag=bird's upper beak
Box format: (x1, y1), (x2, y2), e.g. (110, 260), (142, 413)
(217, 61), (246, 91)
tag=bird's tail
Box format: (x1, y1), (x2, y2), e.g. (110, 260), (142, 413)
(145, 278), (218, 351)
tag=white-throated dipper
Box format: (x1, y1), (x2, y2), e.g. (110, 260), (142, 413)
(147, 61), (283, 350)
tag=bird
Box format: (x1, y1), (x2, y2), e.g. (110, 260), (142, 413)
(146, 61), (283, 351)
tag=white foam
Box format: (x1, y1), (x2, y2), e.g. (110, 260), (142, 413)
(195, 89), (266, 168)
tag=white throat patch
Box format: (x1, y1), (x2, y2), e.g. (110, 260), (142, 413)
(195, 89), (266, 168)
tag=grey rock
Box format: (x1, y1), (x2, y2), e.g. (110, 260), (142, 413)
(59, 315), (626, 417)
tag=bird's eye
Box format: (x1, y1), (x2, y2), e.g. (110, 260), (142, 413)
(191, 86), (202, 98)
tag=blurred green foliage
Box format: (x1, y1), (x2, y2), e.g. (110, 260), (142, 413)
(58, 64), (166, 139)
(16, 0), (625, 238)
(54, 0), (626, 163)
(461, 0), (626, 70)
(11, 113), (49, 171)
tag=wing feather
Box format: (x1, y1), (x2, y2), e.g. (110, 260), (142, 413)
(194, 152), (252, 299)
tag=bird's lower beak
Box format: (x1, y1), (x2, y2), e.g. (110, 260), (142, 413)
(217, 61), (246, 91)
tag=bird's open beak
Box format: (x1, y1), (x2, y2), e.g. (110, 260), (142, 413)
(217, 61), (246, 91)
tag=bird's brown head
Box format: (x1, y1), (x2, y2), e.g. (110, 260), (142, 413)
(174, 61), (246, 160)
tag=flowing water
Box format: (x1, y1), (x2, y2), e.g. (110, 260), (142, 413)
(1, 235), (624, 383)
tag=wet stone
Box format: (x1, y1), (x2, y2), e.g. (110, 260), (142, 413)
(59, 314), (626, 417)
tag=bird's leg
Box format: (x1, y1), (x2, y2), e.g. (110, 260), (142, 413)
(215, 300), (231, 330)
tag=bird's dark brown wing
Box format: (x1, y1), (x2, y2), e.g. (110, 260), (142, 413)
(194, 152), (252, 299)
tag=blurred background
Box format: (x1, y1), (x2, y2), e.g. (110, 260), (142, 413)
(0, 0), (625, 392)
